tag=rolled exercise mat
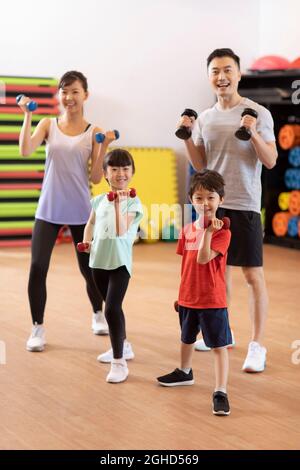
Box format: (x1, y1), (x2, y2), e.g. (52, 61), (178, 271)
(278, 192), (290, 211)
(288, 191), (300, 216)
(278, 125), (300, 150)
(272, 212), (292, 237)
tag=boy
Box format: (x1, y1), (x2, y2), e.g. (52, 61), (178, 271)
(157, 170), (232, 416)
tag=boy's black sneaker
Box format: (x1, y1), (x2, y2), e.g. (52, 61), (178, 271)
(212, 391), (230, 416)
(157, 368), (194, 387)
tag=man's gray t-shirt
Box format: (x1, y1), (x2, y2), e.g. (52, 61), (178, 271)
(193, 97), (275, 213)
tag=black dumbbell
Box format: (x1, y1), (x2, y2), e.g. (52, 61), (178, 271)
(175, 108), (198, 140)
(235, 108), (258, 141)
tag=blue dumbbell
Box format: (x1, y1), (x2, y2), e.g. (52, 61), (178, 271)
(95, 130), (120, 144)
(16, 94), (38, 112)
(288, 147), (300, 168)
(288, 216), (299, 237)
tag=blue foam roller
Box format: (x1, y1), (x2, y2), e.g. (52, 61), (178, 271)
(288, 147), (300, 168)
(288, 216), (300, 237)
(285, 169), (300, 189)
(16, 94), (38, 112)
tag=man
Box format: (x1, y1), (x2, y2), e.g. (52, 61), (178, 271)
(179, 48), (277, 372)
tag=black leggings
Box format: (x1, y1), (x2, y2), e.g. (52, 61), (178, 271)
(28, 219), (103, 324)
(92, 266), (130, 359)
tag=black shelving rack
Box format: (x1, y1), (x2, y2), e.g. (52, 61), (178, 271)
(240, 70), (300, 249)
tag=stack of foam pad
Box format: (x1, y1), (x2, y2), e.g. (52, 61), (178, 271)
(91, 147), (179, 242)
(0, 76), (58, 247)
(272, 127), (300, 238)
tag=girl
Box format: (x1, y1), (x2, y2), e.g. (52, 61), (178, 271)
(82, 149), (143, 383)
(18, 70), (117, 351)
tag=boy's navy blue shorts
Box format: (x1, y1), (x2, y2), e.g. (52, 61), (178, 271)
(178, 306), (232, 349)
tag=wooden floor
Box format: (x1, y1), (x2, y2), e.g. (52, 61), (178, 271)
(0, 241), (300, 450)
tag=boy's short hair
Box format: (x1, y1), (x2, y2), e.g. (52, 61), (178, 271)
(189, 169), (225, 199)
(58, 71), (88, 92)
(207, 48), (240, 70)
(103, 149), (135, 175)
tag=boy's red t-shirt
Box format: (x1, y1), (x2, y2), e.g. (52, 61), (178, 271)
(176, 223), (231, 309)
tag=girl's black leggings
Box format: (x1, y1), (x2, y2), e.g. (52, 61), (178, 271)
(91, 266), (130, 359)
(28, 218), (103, 324)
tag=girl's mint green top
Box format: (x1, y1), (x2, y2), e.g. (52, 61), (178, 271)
(89, 193), (143, 276)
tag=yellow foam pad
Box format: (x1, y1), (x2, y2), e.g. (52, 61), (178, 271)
(91, 147), (179, 239)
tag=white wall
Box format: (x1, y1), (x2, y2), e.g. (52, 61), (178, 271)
(259, 0), (300, 61)
(1, 0), (261, 149)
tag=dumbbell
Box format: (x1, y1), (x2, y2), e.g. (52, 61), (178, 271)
(235, 108), (258, 141)
(95, 130), (120, 144)
(107, 187), (136, 202)
(16, 94), (38, 112)
(175, 108), (198, 140)
(77, 242), (90, 252)
(203, 216), (230, 230)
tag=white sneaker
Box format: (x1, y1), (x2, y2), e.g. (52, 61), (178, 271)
(97, 341), (134, 363)
(195, 330), (235, 352)
(242, 341), (267, 373)
(92, 311), (109, 335)
(106, 359), (129, 383)
(26, 323), (46, 352)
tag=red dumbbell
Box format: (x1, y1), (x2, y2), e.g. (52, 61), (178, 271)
(203, 216), (230, 230)
(107, 188), (136, 202)
(77, 242), (90, 252)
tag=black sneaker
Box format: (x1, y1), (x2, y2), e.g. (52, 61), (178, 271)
(157, 368), (194, 387)
(212, 391), (230, 416)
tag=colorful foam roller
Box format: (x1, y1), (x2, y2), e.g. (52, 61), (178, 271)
(288, 191), (300, 216)
(278, 192), (290, 211)
(288, 216), (300, 237)
(284, 169), (300, 189)
(288, 147), (300, 167)
(272, 212), (291, 237)
(278, 125), (300, 150)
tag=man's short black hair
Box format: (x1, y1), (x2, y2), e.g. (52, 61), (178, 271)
(207, 48), (240, 69)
